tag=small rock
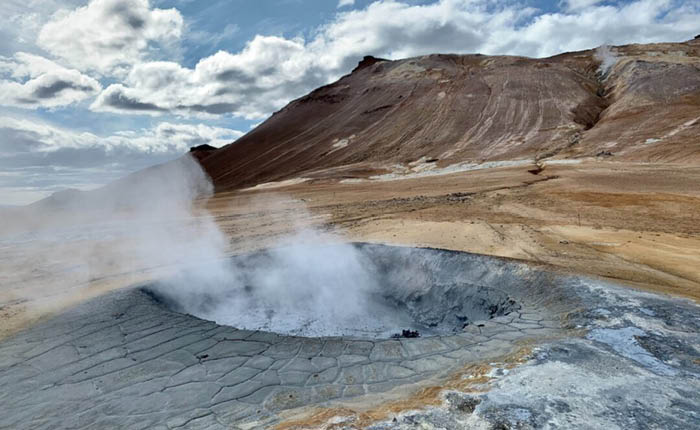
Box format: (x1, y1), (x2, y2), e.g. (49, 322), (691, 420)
(446, 392), (482, 414)
(391, 329), (420, 339)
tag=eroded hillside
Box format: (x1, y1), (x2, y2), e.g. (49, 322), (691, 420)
(201, 38), (700, 190)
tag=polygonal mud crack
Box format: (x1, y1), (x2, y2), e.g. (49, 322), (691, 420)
(0, 244), (574, 430)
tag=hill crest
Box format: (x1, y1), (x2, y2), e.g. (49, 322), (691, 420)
(199, 38), (700, 190)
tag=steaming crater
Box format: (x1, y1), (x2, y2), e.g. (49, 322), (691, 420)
(146, 243), (523, 339)
(6, 243), (698, 429)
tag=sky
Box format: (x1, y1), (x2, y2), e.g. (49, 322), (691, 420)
(0, 0), (698, 205)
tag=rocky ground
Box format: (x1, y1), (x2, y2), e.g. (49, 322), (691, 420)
(363, 278), (700, 430)
(1, 160), (699, 429)
(0, 245), (697, 429)
(207, 160), (700, 301)
(1, 35), (699, 428)
(198, 39), (700, 190)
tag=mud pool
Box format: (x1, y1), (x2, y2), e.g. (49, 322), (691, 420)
(0, 244), (697, 429)
(147, 244), (523, 338)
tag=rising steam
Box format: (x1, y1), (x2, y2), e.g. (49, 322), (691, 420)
(1, 154), (516, 339)
(595, 44), (618, 78)
(1, 154), (397, 338)
(153, 228), (412, 338)
(148, 187), (417, 338)
(0, 155), (226, 317)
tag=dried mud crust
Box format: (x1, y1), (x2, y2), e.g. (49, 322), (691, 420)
(0, 245), (572, 429)
(1, 245), (697, 429)
(363, 278), (700, 430)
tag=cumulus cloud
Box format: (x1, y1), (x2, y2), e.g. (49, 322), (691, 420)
(89, 0), (700, 119)
(0, 53), (102, 108)
(0, 116), (241, 158)
(317, 0), (699, 63)
(111, 122), (244, 152)
(0, 116), (242, 204)
(499, 0), (700, 57)
(0, 0), (84, 56)
(5, 0), (700, 120)
(338, 0), (356, 8)
(37, 0), (183, 77)
(2, 0), (699, 203)
(91, 36), (320, 119)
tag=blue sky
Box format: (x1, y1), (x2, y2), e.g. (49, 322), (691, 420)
(0, 0), (698, 205)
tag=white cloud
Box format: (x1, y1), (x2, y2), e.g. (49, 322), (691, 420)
(0, 116), (243, 204)
(111, 122), (244, 152)
(497, 0), (699, 56)
(37, 0), (183, 77)
(0, 116), (242, 156)
(89, 0), (700, 120)
(0, 52), (102, 108)
(560, 0), (605, 11)
(0, 52), (66, 78)
(0, 0), (84, 56)
(338, 0), (356, 8)
(2, 0), (699, 204)
(91, 35), (317, 119)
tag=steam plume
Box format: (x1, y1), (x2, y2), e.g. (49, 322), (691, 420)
(1, 155), (396, 338)
(595, 44), (618, 77)
(0, 155), (226, 319)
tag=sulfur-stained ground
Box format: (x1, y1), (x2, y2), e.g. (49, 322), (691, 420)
(1, 160), (699, 429)
(1, 245), (697, 429)
(206, 160), (700, 302)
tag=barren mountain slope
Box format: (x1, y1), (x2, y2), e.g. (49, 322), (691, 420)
(202, 38), (700, 190)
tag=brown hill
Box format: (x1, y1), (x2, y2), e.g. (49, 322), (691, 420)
(202, 39), (700, 191)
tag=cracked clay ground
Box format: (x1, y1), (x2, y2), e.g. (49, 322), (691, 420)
(0, 245), (698, 429)
(1, 162), (700, 429)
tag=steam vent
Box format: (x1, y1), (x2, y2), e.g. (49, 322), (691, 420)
(1, 244), (698, 429)
(2, 30), (700, 430)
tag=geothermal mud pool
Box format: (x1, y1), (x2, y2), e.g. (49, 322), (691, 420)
(148, 244), (522, 339)
(0, 244), (698, 429)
